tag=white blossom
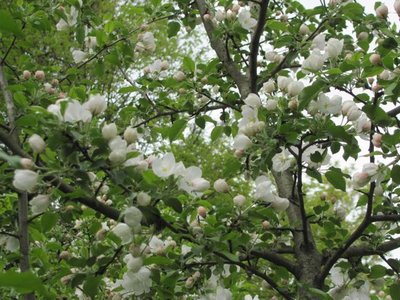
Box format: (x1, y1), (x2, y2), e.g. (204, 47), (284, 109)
(302, 49), (325, 73)
(262, 80), (275, 93)
(140, 32), (156, 52)
(178, 166), (210, 193)
(265, 99), (278, 111)
(83, 94), (107, 115)
(311, 34), (325, 50)
(214, 179), (230, 193)
(237, 9), (257, 31)
(112, 223), (133, 244)
(287, 81), (304, 97)
(152, 153), (176, 178)
(28, 134), (46, 153)
(102, 123), (118, 140)
(123, 206), (142, 230)
(325, 38), (344, 59)
(13, 169), (39, 192)
(244, 93), (262, 108)
(233, 134), (252, 151)
(149, 236), (166, 254)
(316, 93), (342, 115)
(277, 76), (293, 91)
(64, 100), (92, 123)
(137, 192), (151, 206)
(30, 194), (50, 215)
(71, 49), (87, 64)
(124, 254), (143, 272)
(233, 195), (246, 207)
(121, 267), (152, 295)
(272, 149), (293, 172)
(84, 36), (97, 49)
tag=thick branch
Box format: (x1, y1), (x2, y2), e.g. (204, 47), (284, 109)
(249, 0), (269, 92)
(387, 106), (400, 117)
(18, 192), (35, 300)
(0, 65), (18, 143)
(342, 237), (400, 258)
(195, 0), (250, 96)
(214, 251), (294, 300)
(250, 250), (299, 276)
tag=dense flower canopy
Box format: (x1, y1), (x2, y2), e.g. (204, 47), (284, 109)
(1, 0), (400, 299)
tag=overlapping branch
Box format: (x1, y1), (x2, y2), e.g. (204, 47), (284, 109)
(195, 0), (250, 96)
(249, 0), (270, 92)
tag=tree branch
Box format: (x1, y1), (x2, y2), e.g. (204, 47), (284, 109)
(213, 251), (294, 300)
(249, 0), (269, 92)
(250, 249), (299, 276)
(195, 0), (250, 96)
(18, 192), (35, 300)
(342, 237), (400, 258)
(0, 64), (18, 143)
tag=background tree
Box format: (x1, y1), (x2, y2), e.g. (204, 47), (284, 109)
(0, 0), (400, 299)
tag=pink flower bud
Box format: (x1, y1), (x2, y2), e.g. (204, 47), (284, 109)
(376, 4), (388, 19)
(372, 133), (382, 147)
(214, 179), (230, 193)
(59, 251), (71, 260)
(357, 32), (368, 41)
(262, 220), (270, 230)
(353, 171), (370, 187)
(288, 99), (298, 110)
(395, 0), (400, 16)
(22, 70), (31, 80)
(369, 54), (381, 65)
(197, 206), (207, 218)
(372, 84), (382, 93)
(51, 79), (59, 86)
(203, 13), (212, 21)
(20, 158), (34, 169)
(34, 70), (45, 81)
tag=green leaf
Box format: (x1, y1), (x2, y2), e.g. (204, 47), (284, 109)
(390, 283), (400, 298)
(0, 271), (45, 293)
(382, 37), (398, 50)
(182, 56), (195, 73)
(0, 10), (22, 36)
(119, 86), (137, 94)
(41, 212), (59, 233)
(325, 169), (346, 191)
(83, 276), (101, 298)
(169, 119), (187, 141)
(144, 256), (173, 266)
(391, 165), (400, 184)
(369, 265), (387, 279)
(306, 168), (322, 183)
(167, 21), (180, 37)
(195, 116), (206, 129)
(163, 198), (182, 213)
(211, 126), (224, 141)
(341, 2), (364, 20)
(298, 80), (325, 110)
(362, 104), (391, 126)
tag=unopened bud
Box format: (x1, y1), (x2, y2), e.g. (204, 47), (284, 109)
(34, 70), (45, 81)
(197, 206), (207, 218)
(23, 70), (31, 80)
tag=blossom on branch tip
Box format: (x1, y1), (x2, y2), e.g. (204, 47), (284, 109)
(272, 149), (294, 172)
(30, 194), (50, 215)
(83, 94), (107, 115)
(64, 100), (92, 123)
(13, 169), (39, 192)
(152, 153), (176, 178)
(28, 134), (46, 153)
(237, 9), (257, 31)
(112, 223), (133, 245)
